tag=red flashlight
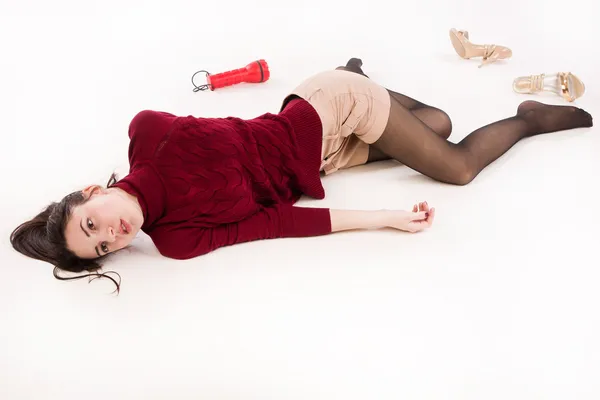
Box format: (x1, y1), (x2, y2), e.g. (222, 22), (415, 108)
(192, 59), (270, 92)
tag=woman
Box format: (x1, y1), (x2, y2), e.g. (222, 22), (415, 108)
(10, 58), (593, 292)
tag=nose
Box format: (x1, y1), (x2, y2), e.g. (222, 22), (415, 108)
(106, 226), (117, 243)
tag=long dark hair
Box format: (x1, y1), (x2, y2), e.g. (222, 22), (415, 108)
(10, 173), (122, 294)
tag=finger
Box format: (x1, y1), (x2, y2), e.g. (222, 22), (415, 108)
(411, 211), (428, 221)
(427, 207), (436, 225)
(413, 208), (435, 228)
(413, 204), (418, 212)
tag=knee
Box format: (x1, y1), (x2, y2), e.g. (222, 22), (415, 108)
(416, 107), (452, 139)
(434, 109), (452, 139)
(447, 157), (477, 186)
(451, 171), (475, 186)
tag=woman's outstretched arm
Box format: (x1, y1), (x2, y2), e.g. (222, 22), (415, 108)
(330, 202), (434, 233)
(150, 202), (435, 260)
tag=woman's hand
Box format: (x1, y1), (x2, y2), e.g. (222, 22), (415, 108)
(385, 201), (435, 233)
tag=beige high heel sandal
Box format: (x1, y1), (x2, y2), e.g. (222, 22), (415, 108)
(449, 28), (513, 67)
(512, 72), (586, 102)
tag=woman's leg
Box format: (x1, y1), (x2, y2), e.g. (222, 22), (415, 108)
(371, 98), (593, 185)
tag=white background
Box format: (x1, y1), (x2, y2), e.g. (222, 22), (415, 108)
(1, 0), (599, 399)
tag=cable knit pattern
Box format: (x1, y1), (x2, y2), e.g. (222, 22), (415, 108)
(113, 98), (331, 259)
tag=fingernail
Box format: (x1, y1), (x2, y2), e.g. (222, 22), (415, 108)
(425, 212), (429, 217)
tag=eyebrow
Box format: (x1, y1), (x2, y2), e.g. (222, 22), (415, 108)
(80, 219), (101, 257)
(79, 220), (90, 237)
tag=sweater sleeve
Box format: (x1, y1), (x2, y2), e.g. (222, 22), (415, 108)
(150, 205), (332, 260)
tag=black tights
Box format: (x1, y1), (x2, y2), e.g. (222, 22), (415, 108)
(337, 58), (593, 185)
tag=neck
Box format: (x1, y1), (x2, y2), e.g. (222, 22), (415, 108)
(110, 187), (144, 218)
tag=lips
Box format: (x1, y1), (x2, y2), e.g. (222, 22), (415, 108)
(120, 219), (132, 235)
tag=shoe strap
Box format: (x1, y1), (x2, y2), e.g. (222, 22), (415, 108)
(457, 30), (469, 40)
(530, 74), (545, 93)
(482, 44), (497, 60)
(558, 72), (573, 101)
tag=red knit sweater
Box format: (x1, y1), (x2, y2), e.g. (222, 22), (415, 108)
(112, 98), (332, 259)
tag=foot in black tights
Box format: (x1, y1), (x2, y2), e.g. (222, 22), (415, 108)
(517, 100), (593, 136)
(336, 58), (369, 78)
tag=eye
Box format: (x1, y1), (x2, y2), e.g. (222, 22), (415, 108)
(101, 242), (109, 253)
(87, 218), (95, 230)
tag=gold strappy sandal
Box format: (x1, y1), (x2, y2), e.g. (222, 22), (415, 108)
(449, 28), (513, 67)
(512, 72), (586, 102)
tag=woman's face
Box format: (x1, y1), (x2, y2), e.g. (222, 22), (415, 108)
(64, 186), (144, 259)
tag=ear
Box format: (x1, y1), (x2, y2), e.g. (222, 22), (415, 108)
(81, 185), (103, 199)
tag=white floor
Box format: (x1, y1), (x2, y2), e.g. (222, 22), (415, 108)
(1, 0), (599, 399)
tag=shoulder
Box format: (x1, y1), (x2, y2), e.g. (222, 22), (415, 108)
(128, 110), (177, 140)
(127, 110), (178, 165)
